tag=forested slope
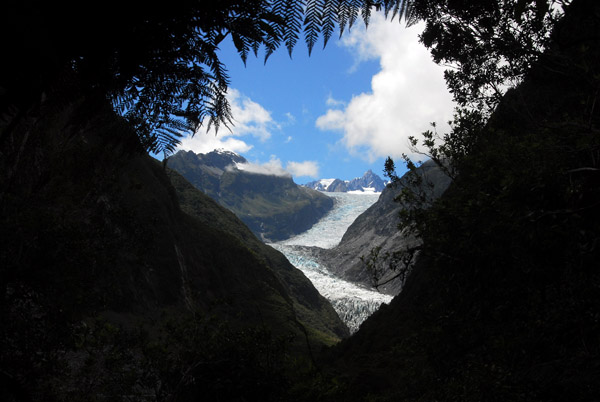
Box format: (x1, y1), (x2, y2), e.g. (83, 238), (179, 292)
(0, 95), (346, 400)
(314, 1), (600, 400)
(169, 150), (334, 242)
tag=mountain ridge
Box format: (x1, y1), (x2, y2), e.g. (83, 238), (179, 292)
(304, 169), (387, 193)
(168, 149), (334, 241)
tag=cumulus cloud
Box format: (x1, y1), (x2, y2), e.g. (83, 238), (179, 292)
(286, 160), (319, 178)
(316, 14), (455, 162)
(177, 88), (278, 154)
(177, 132), (254, 155)
(234, 157), (319, 179)
(236, 158), (291, 177)
(228, 89), (279, 141)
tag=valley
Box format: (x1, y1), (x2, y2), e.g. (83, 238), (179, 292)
(270, 192), (392, 333)
(2, 1), (599, 400)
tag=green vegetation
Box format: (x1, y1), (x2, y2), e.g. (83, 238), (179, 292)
(219, 171), (334, 241)
(167, 167), (348, 344)
(168, 150), (334, 241)
(311, 0), (600, 400)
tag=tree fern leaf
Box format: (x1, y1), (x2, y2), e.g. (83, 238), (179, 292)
(404, 2), (419, 27)
(251, 39), (260, 58)
(231, 32), (249, 65)
(260, 20), (282, 63)
(338, 1), (350, 37)
(361, 0), (372, 28)
(389, 0), (405, 22)
(304, 0), (324, 56)
(346, 0), (361, 30)
(321, 0), (339, 48)
(283, 0), (304, 57)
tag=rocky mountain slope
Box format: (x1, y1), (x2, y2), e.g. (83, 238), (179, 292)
(168, 149), (333, 241)
(304, 169), (387, 192)
(319, 159), (451, 294)
(0, 97), (347, 400)
(312, 2), (600, 400)
(167, 168), (348, 342)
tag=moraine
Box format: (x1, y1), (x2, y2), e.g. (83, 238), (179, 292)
(270, 192), (392, 333)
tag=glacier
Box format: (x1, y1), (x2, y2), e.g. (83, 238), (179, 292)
(270, 192), (393, 334)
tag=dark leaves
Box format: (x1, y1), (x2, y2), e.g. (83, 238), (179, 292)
(101, 0), (416, 154)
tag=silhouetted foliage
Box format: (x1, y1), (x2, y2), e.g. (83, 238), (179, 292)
(412, 0), (571, 112)
(2, 0), (415, 156)
(337, 0), (600, 400)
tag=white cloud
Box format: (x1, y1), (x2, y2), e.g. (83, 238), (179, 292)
(176, 88), (278, 154)
(177, 131), (254, 155)
(234, 157), (319, 179)
(285, 112), (296, 123)
(326, 93), (346, 107)
(286, 160), (319, 178)
(228, 89), (279, 141)
(235, 155), (291, 177)
(316, 14), (455, 162)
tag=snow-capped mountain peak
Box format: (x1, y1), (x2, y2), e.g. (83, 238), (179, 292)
(319, 179), (336, 190)
(303, 170), (386, 193)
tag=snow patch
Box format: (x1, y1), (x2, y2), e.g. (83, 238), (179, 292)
(319, 178), (336, 190)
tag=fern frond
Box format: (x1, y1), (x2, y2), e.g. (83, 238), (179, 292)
(304, 0), (324, 55)
(361, 0), (372, 28)
(251, 38), (261, 58)
(205, 84), (233, 134)
(338, 1), (350, 37)
(389, 0), (402, 21)
(105, 0), (421, 156)
(283, 0), (305, 57)
(231, 32), (250, 65)
(321, 0), (340, 48)
(381, 0), (410, 22)
(404, 2), (418, 27)
(261, 19), (282, 63)
(346, 0), (362, 30)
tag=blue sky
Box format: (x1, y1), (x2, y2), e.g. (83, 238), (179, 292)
(175, 14), (455, 184)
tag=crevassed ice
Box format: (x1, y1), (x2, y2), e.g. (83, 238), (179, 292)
(277, 192), (380, 248)
(271, 192), (392, 334)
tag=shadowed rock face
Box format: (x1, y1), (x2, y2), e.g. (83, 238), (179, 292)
(319, 159), (451, 295)
(0, 96), (348, 399)
(168, 150), (334, 242)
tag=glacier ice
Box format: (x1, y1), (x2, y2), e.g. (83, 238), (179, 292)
(271, 192), (392, 334)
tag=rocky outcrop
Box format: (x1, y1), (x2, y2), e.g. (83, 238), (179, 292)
(346, 169), (386, 192)
(319, 160), (451, 294)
